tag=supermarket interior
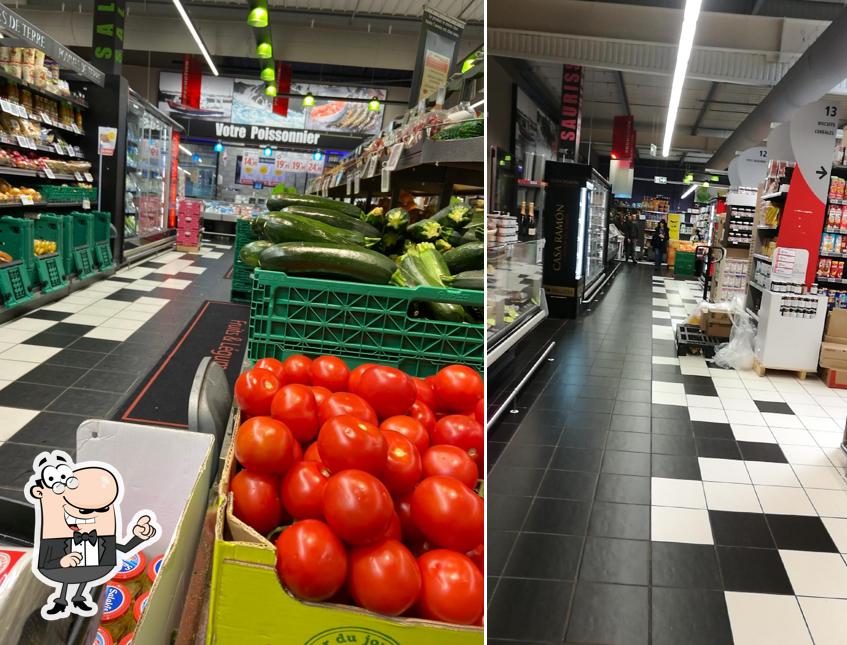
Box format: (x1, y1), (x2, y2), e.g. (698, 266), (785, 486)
(0, 1), (485, 644)
(487, 0), (847, 644)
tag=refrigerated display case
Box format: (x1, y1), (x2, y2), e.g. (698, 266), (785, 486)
(542, 161), (611, 318)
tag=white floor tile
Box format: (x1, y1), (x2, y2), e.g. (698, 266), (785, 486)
(62, 313), (111, 326)
(651, 506), (713, 544)
(780, 550), (847, 598)
(746, 462), (801, 487)
(652, 298), (668, 306)
(98, 317), (144, 331)
(651, 355), (678, 364)
(699, 457), (751, 483)
(717, 388), (753, 401)
(652, 391), (687, 406)
(822, 517), (847, 553)
(0, 358), (37, 381)
(762, 412), (804, 429)
(0, 328), (37, 344)
(39, 301), (86, 313)
(725, 410), (767, 426)
(703, 482), (762, 512)
(203, 251), (223, 259)
(652, 325), (675, 340)
(721, 398), (759, 412)
(792, 465), (847, 490)
(731, 425), (776, 443)
(686, 395), (723, 409)
(798, 597), (847, 645)
(159, 278), (191, 290)
(811, 431), (845, 449)
(780, 444), (832, 466)
(806, 488), (847, 518)
(0, 344), (61, 363)
(135, 296), (170, 306)
(755, 485), (817, 515)
(780, 391), (817, 404)
(679, 364), (712, 376)
(800, 416), (841, 432)
(770, 427), (818, 446)
(0, 406), (39, 440)
(111, 309), (155, 322)
(748, 391), (786, 402)
(725, 592), (813, 645)
(181, 265), (206, 274)
(651, 477), (707, 509)
(652, 381), (686, 394)
(122, 279), (161, 292)
(788, 404), (829, 417)
(688, 407), (728, 423)
(84, 327), (135, 341)
(0, 317), (56, 332)
(826, 448), (847, 469)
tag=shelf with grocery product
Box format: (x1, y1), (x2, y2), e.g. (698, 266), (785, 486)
(0, 67), (88, 109)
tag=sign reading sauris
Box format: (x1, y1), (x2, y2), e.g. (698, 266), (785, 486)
(559, 65), (583, 162)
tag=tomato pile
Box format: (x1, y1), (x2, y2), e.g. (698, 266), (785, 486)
(230, 354), (485, 626)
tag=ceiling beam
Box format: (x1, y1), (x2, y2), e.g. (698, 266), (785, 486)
(690, 82), (719, 136)
(494, 57), (561, 125)
(615, 71), (631, 115)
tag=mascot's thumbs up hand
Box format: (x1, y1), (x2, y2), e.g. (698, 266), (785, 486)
(132, 514), (157, 541)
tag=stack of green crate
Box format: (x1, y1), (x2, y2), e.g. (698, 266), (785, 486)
(0, 216), (34, 307)
(70, 211), (97, 278)
(32, 214), (68, 293)
(674, 250), (696, 277)
(91, 210), (114, 270)
(231, 217), (257, 303)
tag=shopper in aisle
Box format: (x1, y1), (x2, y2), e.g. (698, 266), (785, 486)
(623, 214), (638, 264)
(652, 219), (669, 271)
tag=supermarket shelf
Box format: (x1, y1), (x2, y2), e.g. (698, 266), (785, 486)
(817, 276), (847, 284)
(0, 68), (88, 108)
(830, 199), (847, 206)
(0, 200), (87, 210)
(762, 190), (788, 201)
(753, 253), (772, 263)
(0, 166), (86, 181)
(0, 135), (82, 159)
(517, 179), (547, 188)
(819, 252), (847, 259)
(1, 101), (84, 136)
(757, 225), (779, 231)
(749, 281), (766, 293)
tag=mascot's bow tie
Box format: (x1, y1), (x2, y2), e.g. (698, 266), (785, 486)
(72, 530), (97, 545)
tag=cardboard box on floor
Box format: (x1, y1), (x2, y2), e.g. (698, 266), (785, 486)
(819, 309), (847, 371)
(206, 411), (482, 645)
(701, 310), (732, 338)
(76, 420), (215, 645)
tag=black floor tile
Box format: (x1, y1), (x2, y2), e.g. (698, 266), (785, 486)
(504, 532), (583, 580)
(49, 322), (98, 337)
(498, 444), (554, 469)
(651, 434), (697, 456)
(488, 441), (506, 471)
(533, 393), (576, 411)
(606, 431), (651, 453)
(614, 400), (652, 417)
(579, 537), (649, 585)
(565, 411), (612, 430)
(538, 469), (598, 501)
(610, 414), (651, 433)
(615, 388), (652, 403)
(577, 384), (618, 400)
(67, 337), (122, 353)
(709, 510), (775, 548)
(755, 400), (795, 415)
(72, 369), (139, 394)
(488, 494), (533, 531)
(550, 447), (604, 472)
(45, 387), (123, 417)
(570, 397), (615, 413)
(45, 348), (107, 369)
(524, 498), (590, 535)
(488, 578), (571, 642)
(588, 502), (650, 540)
(9, 411), (86, 449)
(737, 441), (788, 464)
(488, 530), (518, 577)
(0, 441), (46, 489)
(602, 450), (651, 476)
(20, 331), (79, 348)
(651, 587), (734, 645)
(620, 378), (651, 391)
(653, 365), (683, 381)
(651, 417), (693, 436)
(0, 381), (64, 409)
(16, 363), (87, 387)
(683, 376), (719, 396)
(94, 352), (155, 373)
(487, 467), (545, 496)
(510, 417), (565, 446)
(595, 473), (651, 504)
(716, 546), (794, 594)
(652, 404), (691, 419)
(103, 289), (142, 302)
(766, 514), (839, 552)
(488, 422), (519, 444)
(651, 542), (723, 589)
(566, 581), (648, 645)
(25, 309), (71, 321)
(696, 438), (742, 460)
(651, 454), (702, 480)
(692, 421), (734, 440)
(559, 428), (608, 450)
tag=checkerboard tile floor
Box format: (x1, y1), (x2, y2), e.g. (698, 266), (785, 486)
(0, 243), (232, 505)
(487, 266), (847, 645)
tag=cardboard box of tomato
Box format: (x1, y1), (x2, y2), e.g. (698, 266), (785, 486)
(205, 410), (483, 645)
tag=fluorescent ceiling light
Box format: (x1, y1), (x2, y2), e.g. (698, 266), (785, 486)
(172, 0), (219, 76)
(662, 0), (702, 157)
(178, 144), (192, 155)
(681, 183), (698, 199)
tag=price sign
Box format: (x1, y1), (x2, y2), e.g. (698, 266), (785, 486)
(346, 174), (353, 196)
(0, 99), (12, 114)
(66, 146), (76, 157)
(82, 199), (91, 210)
(71, 124), (80, 134)
(386, 143), (404, 172)
(354, 172), (361, 195)
(381, 164), (390, 193)
(334, 171), (344, 188)
(42, 167), (55, 179)
(364, 154), (379, 178)
(19, 195), (33, 205)
(53, 143), (64, 155)
(74, 172), (84, 181)
(40, 111), (52, 125)
(83, 172), (94, 182)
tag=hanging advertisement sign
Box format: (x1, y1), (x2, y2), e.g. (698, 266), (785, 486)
(408, 7), (465, 105)
(767, 123), (795, 162)
(169, 132), (179, 228)
(668, 213), (681, 241)
(91, 0), (125, 75)
(273, 62), (292, 117)
(181, 55), (202, 109)
(736, 146), (768, 188)
(559, 65), (583, 162)
(238, 150), (323, 187)
(612, 115), (636, 161)
(97, 126), (117, 156)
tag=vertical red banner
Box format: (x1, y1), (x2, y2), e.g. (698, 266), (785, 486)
(273, 62), (292, 117)
(169, 131), (179, 229)
(181, 54), (202, 108)
(560, 65), (583, 162)
(612, 115), (636, 162)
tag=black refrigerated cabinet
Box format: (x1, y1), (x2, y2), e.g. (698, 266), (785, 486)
(542, 161), (611, 318)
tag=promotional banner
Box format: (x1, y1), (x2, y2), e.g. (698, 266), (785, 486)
(736, 146), (768, 188)
(559, 65), (583, 162)
(238, 150), (324, 187)
(668, 213), (681, 241)
(181, 55), (202, 109)
(408, 7), (465, 105)
(612, 115), (636, 161)
(778, 99), (838, 285)
(273, 62), (292, 117)
(91, 0), (125, 75)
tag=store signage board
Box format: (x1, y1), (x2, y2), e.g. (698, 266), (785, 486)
(353, 172), (361, 194)
(668, 213), (681, 241)
(655, 176), (667, 184)
(409, 7), (464, 105)
(381, 165), (390, 193)
(0, 3), (104, 85)
(559, 65), (583, 162)
(736, 147), (768, 188)
(386, 143), (404, 172)
(767, 122), (795, 162)
(84, 172), (94, 182)
(91, 0), (125, 75)
(364, 154), (379, 179)
(772, 247), (808, 282)
(82, 198), (90, 210)
(19, 195), (32, 205)
(612, 115), (636, 161)
(74, 172), (84, 181)
(42, 167), (54, 179)
(650, 143), (658, 157)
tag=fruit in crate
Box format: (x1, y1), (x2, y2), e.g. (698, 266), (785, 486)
(34, 239), (56, 255)
(0, 251), (12, 264)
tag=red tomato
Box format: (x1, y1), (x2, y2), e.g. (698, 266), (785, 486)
(409, 400), (436, 433)
(310, 356), (349, 392)
(311, 385), (332, 407)
(270, 384), (320, 443)
(235, 416), (297, 475)
(385, 511), (402, 541)
(467, 544), (484, 573)
(291, 440), (303, 463)
(318, 392), (378, 425)
(348, 363), (376, 392)
(281, 354), (312, 385)
(432, 415), (484, 471)
(234, 368), (279, 416)
(380, 415), (430, 456)
(322, 470), (394, 545)
(317, 415), (387, 475)
(350, 365), (416, 419)
(432, 365), (483, 414)
(412, 377), (436, 409)
(253, 357), (285, 381)
(380, 430), (422, 495)
(303, 442), (322, 463)
(395, 491), (425, 544)
(422, 445), (479, 488)
(475, 398), (484, 425)
(411, 476), (483, 552)
(417, 550), (483, 625)
(348, 539), (421, 616)
(275, 519), (347, 601)
(230, 469), (283, 535)
(280, 461), (330, 520)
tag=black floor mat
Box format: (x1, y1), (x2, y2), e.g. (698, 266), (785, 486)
(115, 300), (249, 427)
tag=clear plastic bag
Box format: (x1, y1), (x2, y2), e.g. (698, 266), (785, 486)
(713, 295), (755, 370)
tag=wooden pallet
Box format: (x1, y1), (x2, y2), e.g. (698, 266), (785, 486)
(676, 323), (721, 358)
(177, 243), (202, 254)
(752, 358), (807, 380)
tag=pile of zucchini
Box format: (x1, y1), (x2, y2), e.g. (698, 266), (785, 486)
(238, 193), (484, 323)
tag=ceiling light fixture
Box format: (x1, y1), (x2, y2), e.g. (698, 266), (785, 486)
(247, 0), (269, 28)
(214, 142), (224, 153)
(178, 144), (192, 156)
(171, 0), (219, 76)
(264, 84), (277, 97)
(681, 183), (698, 199)
(302, 92), (315, 107)
(367, 97), (381, 111)
(662, 0), (702, 157)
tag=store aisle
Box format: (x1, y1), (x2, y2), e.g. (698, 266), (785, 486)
(487, 264), (847, 645)
(0, 243), (233, 505)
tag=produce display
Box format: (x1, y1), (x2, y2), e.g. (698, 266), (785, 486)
(33, 238), (56, 255)
(0, 179), (40, 203)
(229, 354), (484, 627)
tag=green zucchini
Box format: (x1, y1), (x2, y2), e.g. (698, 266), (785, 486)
(250, 213), (271, 237)
(407, 218), (443, 242)
(431, 204), (472, 229)
(258, 242), (395, 284)
(442, 241), (484, 273)
(239, 240), (273, 268)
(381, 230), (404, 255)
(384, 207), (410, 232)
(444, 228), (465, 247)
(266, 193), (364, 220)
(281, 205), (380, 237)
(363, 207), (385, 230)
(446, 270), (484, 290)
(398, 243), (471, 322)
(263, 212), (376, 247)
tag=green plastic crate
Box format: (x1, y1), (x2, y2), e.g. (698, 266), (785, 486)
(675, 250), (696, 277)
(0, 259), (33, 307)
(70, 212), (97, 278)
(91, 211), (114, 269)
(34, 254), (67, 293)
(0, 216), (35, 283)
(58, 214), (74, 275)
(232, 218), (257, 303)
(247, 269), (484, 377)
(33, 214), (70, 291)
